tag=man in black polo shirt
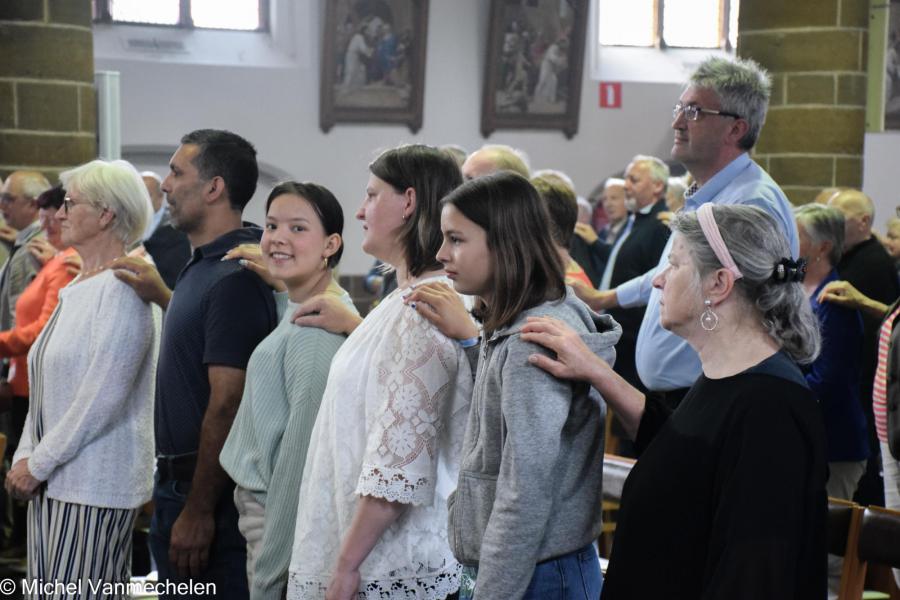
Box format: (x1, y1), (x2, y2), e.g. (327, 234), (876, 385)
(113, 129), (276, 598)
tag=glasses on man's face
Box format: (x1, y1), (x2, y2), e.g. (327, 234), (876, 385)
(673, 102), (742, 122)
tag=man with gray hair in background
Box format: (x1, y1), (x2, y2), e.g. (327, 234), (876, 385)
(594, 155), (671, 393)
(460, 144), (530, 180)
(0, 170), (49, 560)
(577, 55), (799, 410)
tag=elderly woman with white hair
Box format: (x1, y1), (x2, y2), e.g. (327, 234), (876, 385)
(5, 159), (161, 595)
(521, 204), (827, 598)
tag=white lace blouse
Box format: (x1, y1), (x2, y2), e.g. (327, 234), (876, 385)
(287, 278), (473, 599)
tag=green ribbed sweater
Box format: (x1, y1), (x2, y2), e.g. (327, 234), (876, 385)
(220, 290), (356, 600)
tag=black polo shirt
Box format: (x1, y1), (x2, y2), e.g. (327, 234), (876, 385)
(155, 227), (277, 455)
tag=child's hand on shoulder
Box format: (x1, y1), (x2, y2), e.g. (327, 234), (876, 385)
(404, 282), (478, 341)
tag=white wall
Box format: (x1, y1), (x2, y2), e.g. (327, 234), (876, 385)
(94, 0), (682, 274)
(863, 132), (900, 232)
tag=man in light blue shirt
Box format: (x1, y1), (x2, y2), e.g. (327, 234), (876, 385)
(577, 56), (799, 405)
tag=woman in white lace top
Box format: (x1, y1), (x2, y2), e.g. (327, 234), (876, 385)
(287, 145), (473, 600)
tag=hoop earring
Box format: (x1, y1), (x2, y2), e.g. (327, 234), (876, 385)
(700, 299), (718, 331)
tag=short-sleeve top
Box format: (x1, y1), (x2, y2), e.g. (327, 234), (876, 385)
(155, 227), (278, 455)
(288, 276), (473, 600)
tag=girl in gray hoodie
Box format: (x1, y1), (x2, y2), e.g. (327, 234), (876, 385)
(405, 172), (620, 600)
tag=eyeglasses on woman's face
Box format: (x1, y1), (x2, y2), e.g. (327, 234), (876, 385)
(62, 195), (103, 215)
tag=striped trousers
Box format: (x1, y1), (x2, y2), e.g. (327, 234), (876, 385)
(26, 492), (138, 600)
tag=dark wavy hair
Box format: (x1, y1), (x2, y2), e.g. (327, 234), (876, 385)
(36, 184), (65, 210)
(369, 144), (462, 277)
(441, 171), (565, 336)
(265, 181), (344, 268)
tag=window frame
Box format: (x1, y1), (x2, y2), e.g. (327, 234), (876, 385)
(93, 0), (269, 33)
(599, 0), (736, 52)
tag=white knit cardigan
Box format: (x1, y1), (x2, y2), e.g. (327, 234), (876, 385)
(13, 270), (161, 509)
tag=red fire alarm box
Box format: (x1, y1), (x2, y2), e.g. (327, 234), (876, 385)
(599, 82), (622, 108)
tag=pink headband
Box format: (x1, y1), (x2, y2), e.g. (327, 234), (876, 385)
(697, 203), (743, 280)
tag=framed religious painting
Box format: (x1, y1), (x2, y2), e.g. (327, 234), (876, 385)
(883, 0), (900, 129)
(320, 0), (429, 133)
(480, 0), (588, 139)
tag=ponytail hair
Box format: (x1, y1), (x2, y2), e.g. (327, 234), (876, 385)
(672, 205), (820, 364)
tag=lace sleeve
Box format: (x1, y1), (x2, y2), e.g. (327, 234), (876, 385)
(356, 305), (460, 506)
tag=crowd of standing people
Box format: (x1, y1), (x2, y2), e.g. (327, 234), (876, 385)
(0, 53), (896, 600)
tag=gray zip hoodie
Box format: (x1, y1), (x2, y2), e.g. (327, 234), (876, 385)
(447, 288), (621, 599)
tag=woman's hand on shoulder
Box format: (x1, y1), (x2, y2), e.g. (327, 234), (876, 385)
(111, 256), (172, 309)
(818, 279), (890, 319)
(222, 243), (287, 293)
(520, 316), (610, 383)
(817, 280), (865, 308)
(403, 282), (478, 341)
(293, 293), (362, 335)
(63, 253), (82, 277)
(574, 222), (599, 245)
(570, 279), (617, 311)
(26, 238), (56, 266)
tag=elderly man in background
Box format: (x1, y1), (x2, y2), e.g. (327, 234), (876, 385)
(596, 155), (671, 392)
(828, 189), (900, 505)
(571, 178), (628, 286)
(576, 55), (798, 411)
(460, 144), (530, 180)
(0, 173), (48, 332)
(0, 170), (50, 561)
(815, 186), (845, 205)
(582, 178), (629, 245)
(141, 171), (191, 290)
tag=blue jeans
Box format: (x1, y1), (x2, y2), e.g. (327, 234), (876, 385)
(461, 544), (602, 600)
(149, 474), (249, 599)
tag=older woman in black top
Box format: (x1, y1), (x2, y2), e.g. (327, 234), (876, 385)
(522, 204), (827, 599)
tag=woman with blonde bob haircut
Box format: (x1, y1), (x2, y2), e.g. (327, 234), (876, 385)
(6, 159), (160, 596)
(521, 204), (828, 598)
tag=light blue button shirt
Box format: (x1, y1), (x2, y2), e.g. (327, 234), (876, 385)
(615, 153), (800, 391)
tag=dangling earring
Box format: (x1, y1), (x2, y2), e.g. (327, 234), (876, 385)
(700, 299), (718, 331)
(322, 257), (328, 270)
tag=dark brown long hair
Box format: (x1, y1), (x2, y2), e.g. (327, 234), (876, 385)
(441, 171), (565, 336)
(265, 181), (345, 268)
(369, 144), (462, 277)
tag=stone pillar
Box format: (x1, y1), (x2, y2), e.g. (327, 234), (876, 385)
(0, 0), (97, 183)
(738, 0), (868, 204)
